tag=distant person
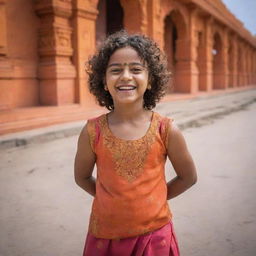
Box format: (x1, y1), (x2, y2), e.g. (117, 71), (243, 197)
(74, 30), (197, 256)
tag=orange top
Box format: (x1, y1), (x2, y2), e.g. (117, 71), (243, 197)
(87, 112), (172, 239)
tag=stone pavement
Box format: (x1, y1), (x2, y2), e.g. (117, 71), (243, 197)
(1, 87), (255, 150)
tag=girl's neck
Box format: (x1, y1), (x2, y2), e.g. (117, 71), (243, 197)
(110, 103), (151, 122)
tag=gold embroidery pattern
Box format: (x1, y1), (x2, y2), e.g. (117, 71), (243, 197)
(160, 117), (171, 149)
(87, 119), (96, 152)
(126, 227), (151, 236)
(160, 239), (167, 247)
(96, 240), (104, 250)
(99, 113), (160, 182)
(89, 213), (99, 236)
(146, 195), (155, 204)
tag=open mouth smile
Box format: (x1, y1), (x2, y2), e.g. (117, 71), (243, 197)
(116, 85), (137, 91)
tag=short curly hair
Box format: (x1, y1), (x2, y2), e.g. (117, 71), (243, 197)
(86, 30), (170, 110)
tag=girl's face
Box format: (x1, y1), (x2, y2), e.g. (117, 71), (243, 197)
(105, 46), (149, 108)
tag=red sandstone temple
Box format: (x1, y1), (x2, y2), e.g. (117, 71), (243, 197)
(0, 0), (256, 134)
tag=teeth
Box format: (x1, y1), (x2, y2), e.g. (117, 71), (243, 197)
(117, 86), (136, 91)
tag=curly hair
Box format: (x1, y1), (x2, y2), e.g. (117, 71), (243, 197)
(86, 30), (171, 110)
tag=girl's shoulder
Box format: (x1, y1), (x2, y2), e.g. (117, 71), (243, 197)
(153, 111), (174, 148)
(153, 111), (173, 132)
(154, 111), (172, 122)
(85, 114), (106, 152)
(87, 113), (106, 124)
(86, 113), (107, 132)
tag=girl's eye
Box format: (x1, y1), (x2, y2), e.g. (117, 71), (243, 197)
(131, 68), (143, 73)
(110, 69), (122, 74)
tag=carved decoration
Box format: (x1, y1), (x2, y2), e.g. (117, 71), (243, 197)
(139, 0), (148, 33)
(56, 28), (72, 48)
(35, 0), (72, 18)
(0, 1), (7, 56)
(87, 0), (99, 9)
(35, 0), (73, 58)
(76, 9), (98, 20)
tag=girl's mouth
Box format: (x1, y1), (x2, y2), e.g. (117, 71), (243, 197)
(116, 86), (136, 91)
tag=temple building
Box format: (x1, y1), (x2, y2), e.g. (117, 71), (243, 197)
(0, 0), (256, 134)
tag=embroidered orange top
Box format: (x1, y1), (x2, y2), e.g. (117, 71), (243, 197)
(86, 111), (172, 239)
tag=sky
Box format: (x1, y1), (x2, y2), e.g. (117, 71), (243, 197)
(222, 0), (256, 35)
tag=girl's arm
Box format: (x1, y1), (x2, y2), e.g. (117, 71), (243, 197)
(74, 124), (96, 197)
(166, 122), (197, 200)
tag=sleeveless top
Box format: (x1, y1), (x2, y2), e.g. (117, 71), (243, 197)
(86, 111), (172, 239)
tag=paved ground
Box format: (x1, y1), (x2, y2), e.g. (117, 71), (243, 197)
(0, 88), (256, 256)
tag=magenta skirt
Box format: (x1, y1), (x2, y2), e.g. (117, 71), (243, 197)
(83, 221), (180, 256)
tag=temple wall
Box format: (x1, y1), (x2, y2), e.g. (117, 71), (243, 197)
(0, 0), (40, 109)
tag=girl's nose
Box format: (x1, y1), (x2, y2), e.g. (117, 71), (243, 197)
(120, 67), (132, 81)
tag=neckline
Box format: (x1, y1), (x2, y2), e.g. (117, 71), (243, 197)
(104, 111), (155, 142)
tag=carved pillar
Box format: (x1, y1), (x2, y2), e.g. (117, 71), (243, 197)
(120, 0), (147, 34)
(243, 45), (247, 86)
(219, 27), (229, 89)
(198, 17), (213, 91)
(249, 47), (253, 84)
(0, 0), (7, 56)
(35, 0), (76, 106)
(237, 41), (243, 86)
(227, 36), (232, 87)
(0, 0), (13, 110)
(247, 46), (251, 85)
(230, 36), (238, 87)
(72, 0), (98, 107)
(244, 45), (250, 85)
(197, 30), (205, 91)
(147, 0), (164, 49)
(240, 42), (247, 86)
(174, 7), (199, 94)
(254, 51), (256, 84)
(251, 48), (256, 84)
(0, 0), (12, 79)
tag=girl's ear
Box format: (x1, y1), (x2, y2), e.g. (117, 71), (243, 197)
(147, 82), (151, 90)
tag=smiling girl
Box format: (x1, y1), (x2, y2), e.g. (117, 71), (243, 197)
(74, 31), (197, 256)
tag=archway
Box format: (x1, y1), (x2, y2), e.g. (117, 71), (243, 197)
(164, 10), (187, 93)
(212, 32), (223, 89)
(96, 0), (124, 48)
(164, 15), (177, 92)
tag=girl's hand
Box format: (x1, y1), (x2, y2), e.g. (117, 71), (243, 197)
(166, 122), (197, 200)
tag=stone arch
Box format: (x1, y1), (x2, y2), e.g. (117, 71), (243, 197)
(212, 31), (223, 89)
(161, 0), (189, 34)
(95, 0), (124, 48)
(163, 9), (188, 92)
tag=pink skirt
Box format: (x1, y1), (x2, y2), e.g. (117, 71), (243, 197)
(83, 221), (180, 256)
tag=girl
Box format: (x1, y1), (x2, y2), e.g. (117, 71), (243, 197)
(74, 31), (197, 256)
